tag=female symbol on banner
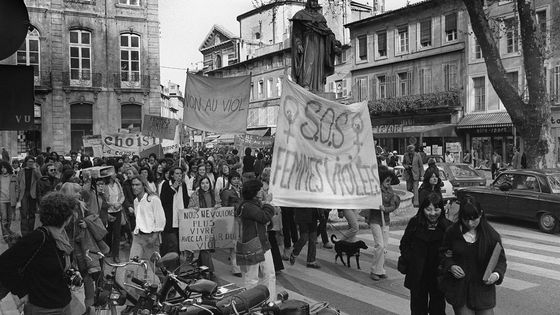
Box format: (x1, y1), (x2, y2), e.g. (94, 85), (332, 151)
(282, 95), (299, 144)
(350, 112), (365, 161)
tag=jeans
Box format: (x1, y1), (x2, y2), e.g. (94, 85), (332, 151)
(268, 230), (284, 272)
(370, 223), (389, 275)
(24, 302), (72, 315)
(341, 209), (359, 242)
(106, 211), (122, 259)
(281, 207), (298, 249)
(292, 222), (317, 263)
(454, 305), (494, 315)
(20, 194), (36, 236)
(161, 229), (180, 271)
(242, 249), (276, 301)
(128, 232), (161, 287)
(0, 202), (14, 237)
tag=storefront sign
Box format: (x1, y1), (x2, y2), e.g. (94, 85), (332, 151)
(472, 127), (511, 135)
(178, 207), (236, 251)
(373, 124), (405, 134)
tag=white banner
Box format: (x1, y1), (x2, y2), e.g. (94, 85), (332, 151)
(178, 207), (236, 251)
(270, 79), (382, 209)
(101, 133), (158, 156)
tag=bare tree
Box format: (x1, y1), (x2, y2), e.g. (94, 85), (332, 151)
(461, 0), (556, 168)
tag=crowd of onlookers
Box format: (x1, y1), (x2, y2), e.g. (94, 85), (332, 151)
(0, 145), (508, 315)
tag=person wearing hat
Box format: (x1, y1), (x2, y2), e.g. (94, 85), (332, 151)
(402, 145), (424, 207)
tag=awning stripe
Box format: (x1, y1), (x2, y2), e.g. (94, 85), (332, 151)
(457, 112), (512, 129)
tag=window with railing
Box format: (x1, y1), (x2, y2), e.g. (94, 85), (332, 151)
(473, 77), (486, 111)
(17, 28), (40, 85)
(69, 30), (92, 86)
(120, 33), (141, 88)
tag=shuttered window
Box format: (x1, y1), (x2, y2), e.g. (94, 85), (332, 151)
(420, 20), (431, 47)
(377, 32), (387, 57)
(445, 13), (457, 41)
(358, 35), (367, 61)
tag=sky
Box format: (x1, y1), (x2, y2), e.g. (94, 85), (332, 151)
(159, 0), (419, 92)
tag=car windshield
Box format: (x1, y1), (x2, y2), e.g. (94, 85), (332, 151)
(547, 174), (560, 194)
(447, 165), (479, 177)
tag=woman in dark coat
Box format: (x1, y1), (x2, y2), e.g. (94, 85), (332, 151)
(400, 192), (451, 315)
(439, 195), (507, 314)
(418, 166), (443, 207)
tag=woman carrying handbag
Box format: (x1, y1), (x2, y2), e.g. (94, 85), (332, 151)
(235, 179), (275, 301)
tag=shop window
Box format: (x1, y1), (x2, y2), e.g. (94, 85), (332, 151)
(473, 76), (486, 111)
(71, 103), (93, 152)
(121, 104), (142, 129)
(17, 28), (40, 85)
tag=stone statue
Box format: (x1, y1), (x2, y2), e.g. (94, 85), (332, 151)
(291, 0), (341, 92)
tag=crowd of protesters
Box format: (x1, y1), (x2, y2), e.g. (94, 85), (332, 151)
(0, 144), (507, 315)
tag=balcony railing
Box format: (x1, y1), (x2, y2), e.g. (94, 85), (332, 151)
(368, 90), (461, 114)
(62, 71), (102, 88)
(112, 72), (150, 90)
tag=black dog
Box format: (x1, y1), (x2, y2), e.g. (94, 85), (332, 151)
(331, 235), (368, 270)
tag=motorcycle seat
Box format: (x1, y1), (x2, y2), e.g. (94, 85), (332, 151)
(188, 279), (218, 296)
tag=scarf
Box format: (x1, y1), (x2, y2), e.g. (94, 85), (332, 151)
(45, 225), (74, 255)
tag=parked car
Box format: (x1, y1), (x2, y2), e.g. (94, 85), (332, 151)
(435, 163), (487, 188)
(455, 169), (560, 233)
(392, 165), (455, 201)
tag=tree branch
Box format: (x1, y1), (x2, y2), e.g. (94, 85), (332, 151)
(461, 0), (525, 125)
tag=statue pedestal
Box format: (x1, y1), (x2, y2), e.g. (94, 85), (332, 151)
(312, 91), (337, 101)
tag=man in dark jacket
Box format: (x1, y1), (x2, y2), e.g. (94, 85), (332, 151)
(159, 166), (189, 263)
(36, 163), (60, 206)
(16, 156), (41, 236)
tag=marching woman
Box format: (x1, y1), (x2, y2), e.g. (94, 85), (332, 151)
(439, 196), (507, 315)
(418, 167), (443, 207)
(400, 192), (451, 315)
(188, 176), (221, 274)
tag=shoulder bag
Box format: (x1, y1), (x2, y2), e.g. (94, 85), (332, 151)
(235, 204), (265, 266)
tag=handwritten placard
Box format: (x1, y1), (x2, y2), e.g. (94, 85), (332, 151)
(270, 79), (382, 209)
(143, 115), (179, 140)
(178, 207), (236, 251)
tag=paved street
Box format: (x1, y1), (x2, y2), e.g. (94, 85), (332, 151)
(3, 215), (557, 315)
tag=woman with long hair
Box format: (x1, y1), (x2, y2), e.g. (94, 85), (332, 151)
(188, 176), (220, 274)
(188, 163), (207, 196)
(214, 163), (230, 200)
(400, 192), (451, 315)
(418, 167), (443, 207)
(205, 161), (216, 186)
(440, 195), (507, 315)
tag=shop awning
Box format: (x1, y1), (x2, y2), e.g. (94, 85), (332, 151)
(373, 124), (457, 138)
(246, 128), (269, 137)
(457, 112), (512, 129)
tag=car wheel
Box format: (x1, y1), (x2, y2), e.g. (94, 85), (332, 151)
(537, 213), (558, 234)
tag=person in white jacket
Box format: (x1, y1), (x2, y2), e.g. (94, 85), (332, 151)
(129, 175), (166, 263)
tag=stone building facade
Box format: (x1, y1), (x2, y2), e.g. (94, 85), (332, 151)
(201, 0), (373, 133)
(0, 0), (161, 156)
